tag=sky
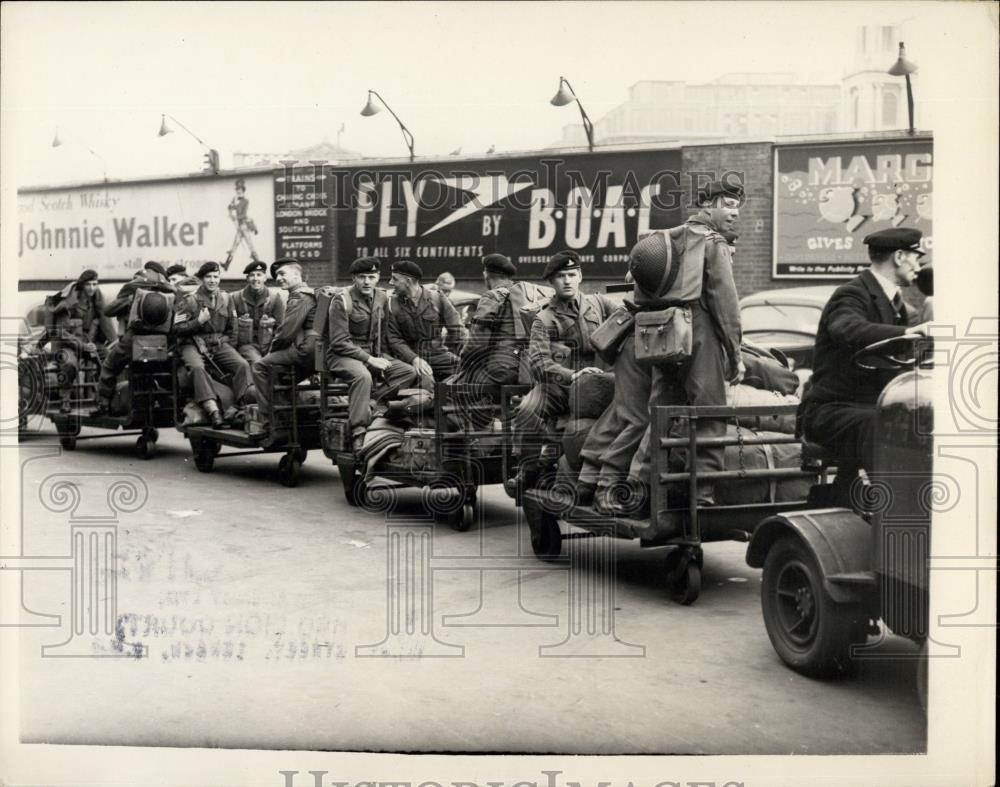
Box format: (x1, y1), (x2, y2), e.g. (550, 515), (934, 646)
(0, 1), (959, 188)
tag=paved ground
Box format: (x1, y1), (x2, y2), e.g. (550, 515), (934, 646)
(12, 421), (925, 754)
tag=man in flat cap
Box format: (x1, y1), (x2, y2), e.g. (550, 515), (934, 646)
(92, 261), (176, 416)
(45, 269), (117, 413)
(801, 226), (930, 474)
(325, 256), (416, 446)
(513, 250), (616, 460)
(231, 260), (287, 364)
(224, 178), (260, 270)
(434, 272), (456, 298)
(385, 259), (464, 390)
(251, 259), (319, 435)
(173, 261), (252, 428)
(460, 253), (553, 392)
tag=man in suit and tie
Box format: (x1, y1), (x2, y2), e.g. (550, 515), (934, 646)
(801, 227), (930, 473)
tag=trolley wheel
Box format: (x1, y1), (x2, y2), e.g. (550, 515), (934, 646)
(191, 438), (216, 473)
(665, 548), (702, 605)
(294, 446), (308, 464)
(135, 435), (157, 460)
(449, 500), (475, 532)
(147, 428), (160, 443)
(761, 535), (865, 678)
(59, 434), (77, 451)
(525, 501), (562, 561)
(346, 474), (368, 507)
(278, 454), (301, 487)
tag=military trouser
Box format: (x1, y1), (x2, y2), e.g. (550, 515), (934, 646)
(96, 337), (134, 404)
(251, 345), (315, 428)
(628, 302), (728, 501)
(800, 397), (874, 473)
(237, 344), (264, 365)
(578, 334), (652, 488)
(513, 381), (570, 457)
(180, 342), (252, 406)
(327, 355), (416, 437)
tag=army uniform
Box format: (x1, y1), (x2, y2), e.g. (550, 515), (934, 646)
(251, 265), (318, 429)
(386, 277), (464, 390)
(95, 263), (175, 407)
(232, 285), (286, 364)
(173, 270), (252, 408)
(325, 259), (417, 439)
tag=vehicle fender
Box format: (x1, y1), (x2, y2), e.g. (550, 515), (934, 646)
(746, 508), (875, 605)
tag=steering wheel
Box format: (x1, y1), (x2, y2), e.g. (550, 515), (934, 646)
(853, 333), (934, 371)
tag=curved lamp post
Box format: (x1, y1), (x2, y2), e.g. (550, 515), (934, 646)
(887, 42), (918, 136)
(360, 90), (415, 162)
(550, 76), (595, 152)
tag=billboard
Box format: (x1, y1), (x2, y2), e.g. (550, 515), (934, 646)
(773, 138), (933, 278)
(16, 173), (275, 280)
(320, 148), (685, 280)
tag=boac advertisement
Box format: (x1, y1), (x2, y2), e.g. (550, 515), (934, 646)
(773, 138), (933, 278)
(316, 149), (684, 280)
(17, 173), (275, 281)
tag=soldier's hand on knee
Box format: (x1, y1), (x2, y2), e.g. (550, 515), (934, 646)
(571, 366), (603, 381)
(367, 357), (391, 372)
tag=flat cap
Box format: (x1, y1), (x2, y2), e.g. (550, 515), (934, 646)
(270, 257), (299, 279)
(349, 256), (382, 275)
(195, 261), (221, 279)
(76, 269), (99, 284)
(696, 179), (745, 205)
(391, 259), (423, 280)
(483, 253), (516, 276)
(243, 260), (267, 276)
(143, 260), (167, 276)
(863, 227), (925, 256)
(165, 264), (188, 278)
(542, 250), (581, 280)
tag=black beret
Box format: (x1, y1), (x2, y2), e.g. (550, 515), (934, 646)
(195, 261), (221, 279)
(863, 227), (926, 256)
(542, 250), (581, 280)
(165, 264), (187, 277)
(270, 257), (299, 279)
(77, 269), (99, 284)
(349, 256), (382, 275)
(391, 259), (423, 281)
(143, 261), (167, 276)
(696, 179), (745, 205)
(483, 253), (516, 276)
(243, 260), (267, 276)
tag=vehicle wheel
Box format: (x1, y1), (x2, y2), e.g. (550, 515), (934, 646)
(294, 447), (308, 464)
(665, 549), (702, 605)
(147, 428), (160, 443)
(525, 501), (561, 561)
(59, 435), (77, 451)
(191, 439), (215, 473)
(135, 436), (156, 460)
(761, 535), (864, 678)
(278, 454), (301, 488)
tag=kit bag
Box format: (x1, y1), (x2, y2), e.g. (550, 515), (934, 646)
(634, 306), (692, 366)
(589, 307), (635, 365)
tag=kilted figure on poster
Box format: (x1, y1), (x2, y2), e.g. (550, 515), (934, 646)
(224, 178), (261, 269)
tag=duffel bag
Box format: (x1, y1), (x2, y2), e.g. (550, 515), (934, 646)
(726, 385), (799, 434)
(561, 417), (597, 473)
(567, 372), (615, 420)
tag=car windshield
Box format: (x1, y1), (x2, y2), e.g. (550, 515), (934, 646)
(741, 303), (823, 336)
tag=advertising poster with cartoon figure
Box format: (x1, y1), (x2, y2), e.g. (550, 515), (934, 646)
(773, 138), (932, 277)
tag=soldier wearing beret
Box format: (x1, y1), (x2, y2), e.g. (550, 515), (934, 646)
(45, 269), (117, 413)
(801, 227), (930, 473)
(459, 253), (553, 392)
(385, 259), (465, 390)
(251, 259), (319, 435)
(92, 261), (176, 416)
(325, 257), (417, 445)
(231, 260), (287, 364)
(173, 261), (252, 428)
(513, 250), (617, 458)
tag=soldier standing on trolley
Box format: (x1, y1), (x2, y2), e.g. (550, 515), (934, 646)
(231, 260), (286, 364)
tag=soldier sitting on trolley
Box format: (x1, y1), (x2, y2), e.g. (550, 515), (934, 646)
(91, 261), (175, 417)
(385, 259), (465, 391)
(231, 260), (286, 364)
(325, 256), (416, 450)
(251, 258), (318, 437)
(44, 269), (117, 413)
(173, 261), (253, 429)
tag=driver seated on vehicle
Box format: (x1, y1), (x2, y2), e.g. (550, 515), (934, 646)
(800, 227), (930, 475)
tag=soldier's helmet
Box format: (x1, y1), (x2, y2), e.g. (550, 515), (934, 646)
(139, 292), (170, 326)
(628, 232), (675, 299)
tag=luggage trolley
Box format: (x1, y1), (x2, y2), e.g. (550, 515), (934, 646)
(521, 403), (822, 604)
(47, 337), (175, 459)
(176, 366), (347, 487)
(324, 380), (528, 531)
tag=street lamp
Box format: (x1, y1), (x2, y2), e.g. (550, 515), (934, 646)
(52, 128), (108, 181)
(158, 113), (220, 174)
(550, 76), (595, 152)
(360, 90), (415, 162)
(887, 42), (917, 136)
